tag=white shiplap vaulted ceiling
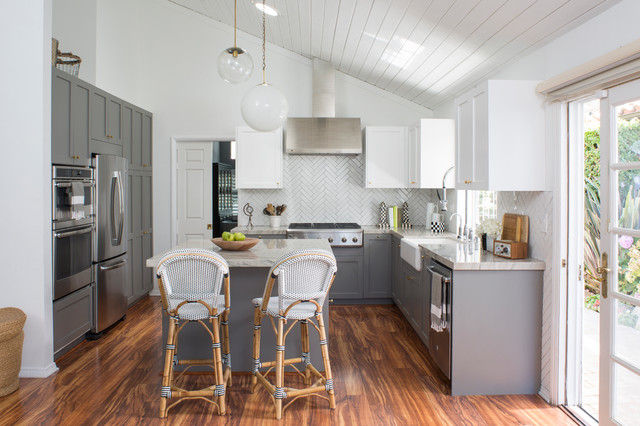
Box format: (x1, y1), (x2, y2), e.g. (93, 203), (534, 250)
(169, 0), (622, 110)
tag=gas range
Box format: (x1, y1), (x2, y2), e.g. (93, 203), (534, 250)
(286, 222), (363, 247)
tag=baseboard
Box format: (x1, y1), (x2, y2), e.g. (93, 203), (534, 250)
(149, 289), (160, 296)
(19, 362), (59, 378)
(539, 387), (551, 403)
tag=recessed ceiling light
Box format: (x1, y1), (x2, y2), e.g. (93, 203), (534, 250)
(254, 2), (278, 16)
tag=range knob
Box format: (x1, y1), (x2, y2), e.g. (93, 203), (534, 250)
(328, 237), (334, 243)
(352, 237), (358, 243)
(341, 237), (347, 243)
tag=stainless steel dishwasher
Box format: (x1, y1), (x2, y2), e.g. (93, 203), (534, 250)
(425, 258), (452, 379)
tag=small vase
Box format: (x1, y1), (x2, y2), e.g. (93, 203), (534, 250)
(481, 234), (487, 251)
(269, 216), (281, 228)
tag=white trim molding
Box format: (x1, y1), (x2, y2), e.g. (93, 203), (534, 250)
(20, 363), (59, 378)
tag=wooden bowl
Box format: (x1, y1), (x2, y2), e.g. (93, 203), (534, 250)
(210, 237), (260, 251)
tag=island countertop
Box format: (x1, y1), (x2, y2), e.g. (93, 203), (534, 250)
(146, 238), (332, 269)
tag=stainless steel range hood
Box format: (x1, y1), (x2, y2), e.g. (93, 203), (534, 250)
(285, 59), (362, 155)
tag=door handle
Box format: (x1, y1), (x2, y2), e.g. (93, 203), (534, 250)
(55, 225), (94, 238)
(596, 252), (610, 299)
(117, 171), (125, 245)
(99, 259), (128, 271)
(110, 175), (118, 244)
(207, 224), (212, 230)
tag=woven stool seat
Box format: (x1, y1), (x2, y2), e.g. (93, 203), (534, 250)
(251, 297), (318, 320)
(0, 307), (27, 397)
(251, 249), (338, 419)
(156, 248), (232, 418)
(168, 298), (226, 321)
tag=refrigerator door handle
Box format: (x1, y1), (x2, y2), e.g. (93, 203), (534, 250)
(110, 174), (118, 245)
(116, 171), (125, 245)
(99, 259), (127, 271)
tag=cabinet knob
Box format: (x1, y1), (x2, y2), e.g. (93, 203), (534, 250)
(411, 181), (416, 184)
(464, 180), (473, 184)
(207, 224), (212, 230)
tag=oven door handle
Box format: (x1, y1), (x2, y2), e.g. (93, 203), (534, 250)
(55, 225), (94, 239)
(99, 259), (127, 271)
(54, 181), (93, 188)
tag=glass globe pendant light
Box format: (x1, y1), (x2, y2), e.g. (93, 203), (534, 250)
(241, 0), (289, 132)
(217, 0), (253, 84)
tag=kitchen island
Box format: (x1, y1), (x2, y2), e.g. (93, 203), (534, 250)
(146, 238), (332, 372)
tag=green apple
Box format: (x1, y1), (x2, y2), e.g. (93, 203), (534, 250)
(233, 232), (246, 241)
(221, 232), (231, 241)
(227, 233), (235, 241)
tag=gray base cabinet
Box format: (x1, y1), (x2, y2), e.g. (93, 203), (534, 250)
(330, 247), (364, 299)
(402, 262), (422, 330)
(126, 170), (153, 306)
(449, 268), (542, 396)
(53, 285), (92, 359)
(364, 234), (391, 298)
(391, 236), (403, 305)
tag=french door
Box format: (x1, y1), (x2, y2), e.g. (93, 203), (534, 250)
(598, 79), (640, 425)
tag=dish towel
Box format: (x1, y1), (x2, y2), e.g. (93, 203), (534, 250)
(430, 270), (447, 332)
(71, 182), (85, 220)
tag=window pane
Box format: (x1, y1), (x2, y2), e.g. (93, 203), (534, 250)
(613, 363), (640, 425)
(614, 299), (640, 369)
(616, 236), (640, 298)
(615, 169), (640, 231)
(615, 104), (640, 164)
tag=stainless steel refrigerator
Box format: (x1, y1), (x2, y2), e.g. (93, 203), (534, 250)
(92, 155), (128, 334)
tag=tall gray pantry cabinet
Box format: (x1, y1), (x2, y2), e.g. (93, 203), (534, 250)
(51, 67), (153, 310)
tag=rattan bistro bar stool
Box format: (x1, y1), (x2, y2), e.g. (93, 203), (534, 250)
(251, 249), (338, 419)
(155, 249), (231, 418)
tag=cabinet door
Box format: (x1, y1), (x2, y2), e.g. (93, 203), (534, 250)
(130, 172), (143, 235)
(90, 89), (109, 143)
(364, 234), (391, 298)
(124, 238), (135, 304)
(122, 104), (134, 164)
(420, 257), (432, 343)
(236, 127), (282, 188)
(403, 263), (421, 329)
(141, 172), (152, 231)
(331, 248), (363, 299)
(391, 236), (402, 304)
(108, 98), (122, 145)
(142, 232), (153, 292)
(52, 71), (74, 165)
(408, 125), (420, 188)
(71, 81), (91, 166)
(129, 235), (144, 303)
(364, 127), (407, 188)
(141, 113), (152, 169)
(53, 284), (92, 357)
(455, 87), (488, 189)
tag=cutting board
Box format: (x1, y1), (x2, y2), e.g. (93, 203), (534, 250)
(501, 213), (529, 243)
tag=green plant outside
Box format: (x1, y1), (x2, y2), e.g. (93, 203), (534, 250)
(584, 120), (640, 313)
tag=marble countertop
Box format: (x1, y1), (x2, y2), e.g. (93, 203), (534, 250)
(146, 238), (332, 269)
(419, 242), (545, 271)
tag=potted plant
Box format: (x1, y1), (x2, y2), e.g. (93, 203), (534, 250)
(477, 218), (502, 251)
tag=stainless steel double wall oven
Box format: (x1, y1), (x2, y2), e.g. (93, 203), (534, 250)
(52, 166), (95, 301)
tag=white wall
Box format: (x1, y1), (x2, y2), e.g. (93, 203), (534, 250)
(52, 0), (97, 84)
(0, 1), (57, 377)
(93, 0), (432, 256)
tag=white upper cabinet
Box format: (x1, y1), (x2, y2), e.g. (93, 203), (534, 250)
(455, 80), (546, 191)
(236, 126), (283, 189)
(408, 119), (455, 188)
(364, 127), (407, 188)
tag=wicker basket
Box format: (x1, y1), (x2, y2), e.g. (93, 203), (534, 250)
(56, 51), (82, 77)
(0, 307), (27, 397)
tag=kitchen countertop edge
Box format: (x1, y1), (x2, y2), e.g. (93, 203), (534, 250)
(420, 245), (546, 271)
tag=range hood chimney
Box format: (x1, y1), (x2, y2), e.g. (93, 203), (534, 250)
(285, 58), (362, 155)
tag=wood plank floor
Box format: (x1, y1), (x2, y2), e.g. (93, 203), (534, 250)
(0, 296), (576, 425)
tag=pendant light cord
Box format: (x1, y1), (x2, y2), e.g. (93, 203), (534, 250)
(262, 0), (266, 84)
(233, 0), (237, 48)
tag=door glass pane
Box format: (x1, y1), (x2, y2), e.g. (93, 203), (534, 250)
(615, 169), (640, 230)
(617, 235), (640, 298)
(613, 363), (640, 425)
(615, 103), (640, 163)
(614, 299), (640, 367)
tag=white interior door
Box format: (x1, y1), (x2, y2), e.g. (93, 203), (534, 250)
(599, 80), (640, 425)
(177, 142), (212, 244)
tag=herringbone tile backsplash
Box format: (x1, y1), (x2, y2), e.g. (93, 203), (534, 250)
(238, 155), (450, 227)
